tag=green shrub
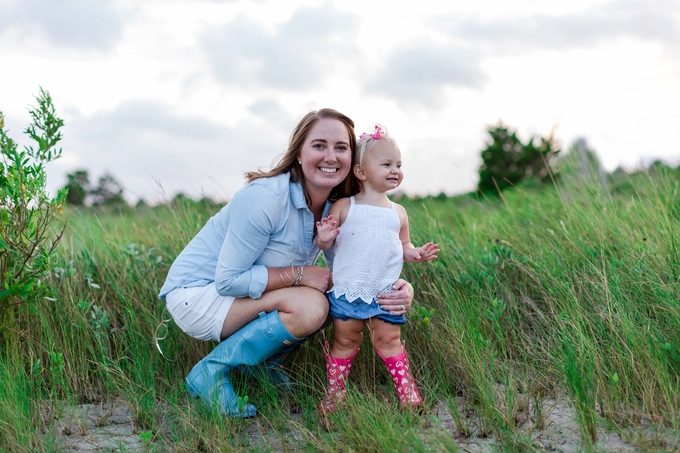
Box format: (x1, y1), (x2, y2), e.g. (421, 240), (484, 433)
(0, 88), (67, 314)
(477, 122), (559, 194)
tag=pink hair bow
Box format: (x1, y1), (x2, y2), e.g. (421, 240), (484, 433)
(359, 125), (384, 140)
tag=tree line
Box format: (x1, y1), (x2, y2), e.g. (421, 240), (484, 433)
(59, 123), (677, 207)
(475, 121), (679, 197)
(62, 170), (125, 206)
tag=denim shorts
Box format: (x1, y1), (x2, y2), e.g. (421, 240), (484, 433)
(328, 292), (406, 325)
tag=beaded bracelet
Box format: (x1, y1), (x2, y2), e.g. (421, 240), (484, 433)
(293, 265), (304, 287)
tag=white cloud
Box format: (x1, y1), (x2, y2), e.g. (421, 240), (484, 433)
(50, 100), (297, 202)
(437, 0), (680, 54)
(248, 99), (297, 129)
(366, 41), (487, 108)
(200, 4), (361, 90)
(0, 0), (128, 51)
(3, 0), (678, 202)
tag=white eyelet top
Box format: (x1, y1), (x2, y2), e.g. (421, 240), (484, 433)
(329, 196), (403, 303)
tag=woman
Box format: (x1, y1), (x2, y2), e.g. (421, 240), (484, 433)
(159, 108), (415, 417)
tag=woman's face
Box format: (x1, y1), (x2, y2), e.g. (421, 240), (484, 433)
(298, 118), (352, 199)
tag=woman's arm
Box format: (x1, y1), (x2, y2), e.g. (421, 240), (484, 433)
(264, 266), (332, 294)
(214, 184), (280, 298)
(214, 183), (333, 298)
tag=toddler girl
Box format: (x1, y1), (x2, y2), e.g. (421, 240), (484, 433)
(315, 124), (439, 413)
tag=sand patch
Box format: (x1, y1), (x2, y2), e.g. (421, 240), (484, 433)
(43, 394), (678, 452)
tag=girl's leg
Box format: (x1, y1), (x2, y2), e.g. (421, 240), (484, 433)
(319, 318), (365, 414)
(331, 318), (365, 357)
(367, 317), (402, 357)
(368, 318), (424, 407)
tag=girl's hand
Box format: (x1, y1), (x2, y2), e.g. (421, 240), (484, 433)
(376, 279), (414, 315)
(316, 215), (339, 250)
(404, 242), (440, 263)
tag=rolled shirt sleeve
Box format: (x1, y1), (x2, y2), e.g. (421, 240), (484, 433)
(159, 172), (318, 301)
(214, 183), (284, 299)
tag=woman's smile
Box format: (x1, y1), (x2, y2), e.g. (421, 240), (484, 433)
(298, 118), (352, 198)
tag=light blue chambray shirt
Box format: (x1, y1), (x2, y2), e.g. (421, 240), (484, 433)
(158, 173), (334, 300)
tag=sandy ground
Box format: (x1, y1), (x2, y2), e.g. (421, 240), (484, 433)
(45, 394), (679, 452)
(426, 397), (676, 453)
(45, 401), (146, 451)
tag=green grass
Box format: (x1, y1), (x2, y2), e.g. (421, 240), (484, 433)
(1, 170), (679, 451)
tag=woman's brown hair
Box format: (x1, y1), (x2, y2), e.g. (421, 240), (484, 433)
(245, 108), (361, 206)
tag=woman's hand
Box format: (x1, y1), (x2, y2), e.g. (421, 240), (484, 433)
(376, 278), (414, 315)
(301, 266), (333, 293)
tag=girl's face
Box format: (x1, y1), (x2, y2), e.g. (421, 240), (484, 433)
(297, 118), (352, 199)
(355, 140), (403, 192)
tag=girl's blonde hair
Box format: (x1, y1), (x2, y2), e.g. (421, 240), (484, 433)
(245, 108), (361, 205)
(355, 123), (399, 167)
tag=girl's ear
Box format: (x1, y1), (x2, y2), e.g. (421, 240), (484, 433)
(354, 164), (367, 181)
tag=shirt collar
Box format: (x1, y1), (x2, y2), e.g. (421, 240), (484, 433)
(290, 177), (308, 210)
(290, 174), (333, 215)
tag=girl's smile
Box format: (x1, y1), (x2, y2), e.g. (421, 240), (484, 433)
(355, 140), (403, 193)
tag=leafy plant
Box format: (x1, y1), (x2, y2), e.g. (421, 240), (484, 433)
(90, 172), (125, 206)
(89, 305), (111, 340)
(62, 169), (126, 206)
(477, 121), (560, 194)
(0, 88), (67, 311)
(411, 305), (434, 331)
(63, 169), (91, 206)
(139, 430), (153, 443)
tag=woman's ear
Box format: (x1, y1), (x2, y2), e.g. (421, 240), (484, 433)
(354, 164), (366, 181)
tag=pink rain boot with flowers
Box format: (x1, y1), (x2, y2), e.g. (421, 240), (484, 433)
(376, 342), (423, 408)
(318, 343), (359, 415)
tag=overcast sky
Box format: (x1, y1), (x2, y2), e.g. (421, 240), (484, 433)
(1, 0), (679, 203)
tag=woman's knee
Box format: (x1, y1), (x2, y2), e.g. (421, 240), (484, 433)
(280, 287), (328, 326)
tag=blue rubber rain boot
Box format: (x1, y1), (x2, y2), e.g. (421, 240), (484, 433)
(246, 340), (305, 391)
(185, 310), (302, 417)
(244, 320), (330, 390)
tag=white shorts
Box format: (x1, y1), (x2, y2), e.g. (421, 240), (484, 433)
(165, 284), (236, 342)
